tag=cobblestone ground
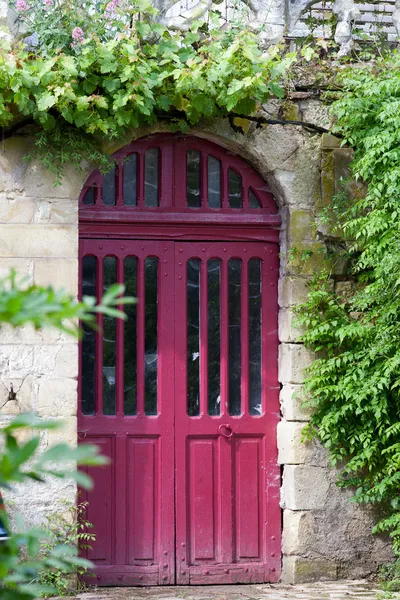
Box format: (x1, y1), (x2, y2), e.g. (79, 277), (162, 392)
(71, 581), (400, 600)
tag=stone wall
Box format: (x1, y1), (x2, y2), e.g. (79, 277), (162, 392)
(0, 136), (87, 525)
(0, 102), (393, 581)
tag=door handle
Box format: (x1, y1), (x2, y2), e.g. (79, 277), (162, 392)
(218, 424), (233, 438)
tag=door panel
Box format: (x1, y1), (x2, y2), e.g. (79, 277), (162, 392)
(79, 240), (175, 586)
(79, 239), (280, 586)
(174, 242), (281, 584)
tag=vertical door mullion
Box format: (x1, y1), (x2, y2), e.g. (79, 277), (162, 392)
(200, 259), (208, 416)
(136, 257), (145, 416)
(220, 258), (229, 417)
(95, 257), (104, 416)
(241, 259), (249, 415)
(174, 243), (190, 584)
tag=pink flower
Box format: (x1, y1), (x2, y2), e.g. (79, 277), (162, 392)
(16, 0), (29, 11)
(71, 26), (84, 43)
(105, 0), (119, 16)
(44, 0), (53, 7)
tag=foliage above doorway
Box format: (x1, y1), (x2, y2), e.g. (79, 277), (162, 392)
(0, 0), (299, 182)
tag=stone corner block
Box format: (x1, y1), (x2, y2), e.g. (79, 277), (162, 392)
(278, 277), (309, 309)
(277, 420), (311, 465)
(321, 133), (341, 149)
(280, 384), (312, 422)
(281, 555), (339, 584)
(288, 209), (316, 244)
(282, 509), (315, 555)
(279, 309), (304, 343)
(278, 344), (314, 385)
(282, 465), (330, 510)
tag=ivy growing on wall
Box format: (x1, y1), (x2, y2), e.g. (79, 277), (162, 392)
(0, 0), (297, 181)
(297, 51), (400, 568)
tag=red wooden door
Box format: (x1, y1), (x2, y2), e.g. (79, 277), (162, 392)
(174, 242), (280, 584)
(79, 239), (175, 586)
(78, 134), (281, 586)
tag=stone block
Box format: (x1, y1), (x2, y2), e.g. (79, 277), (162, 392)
(282, 509), (315, 555)
(0, 345), (34, 378)
(53, 344), (79, 379)
(0, 258), (34, 282)
(278, 344), (314, 384)
(288, 210), (316, 244)
(0, 196), (35, 223)
(321, 133), (341, 149)
(280, 384), (312, 421)
(33, 345), (60, 376)
(279, 310), (303, 343)
(33, 199), (78, 225)
(37, 378), (77, 417)
(0, 225), (77, 258)
(47, 416), (78, 447)
(299, 99), (331, 130)
(287, 242), (330, 276)
(274, 136), (321, 209)
(282, 465), (330, 510)
(319, 150), (335, 210)
(281, 555), (338, 584)
(34, 259), (78, 295)
(335, 280), (355, 303)
(278, 420), (310, 464)
(278, 277), (309, 308)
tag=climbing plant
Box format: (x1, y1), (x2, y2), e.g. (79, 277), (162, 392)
(0, 0), (296, 182)
(296, 50), (400, 563)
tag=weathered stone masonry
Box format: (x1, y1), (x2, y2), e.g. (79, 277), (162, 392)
(0, 105), (392, 581)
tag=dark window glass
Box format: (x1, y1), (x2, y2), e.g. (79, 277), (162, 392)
(187, 150), (201, 208)
(208, 156), (221, 209)
(187, 258), (200, 416)
(145, 148), (159, 207)
(102, 168), (116, 206)
(145, 257), (158, 414)
(82, 187), (95, 205)
(82, 255), (97, 415)
(208, 259), (221, 415)
(103, 256), (117, 415)
(228, 259), (241, 415)
(248, 259), (262, 415)
(124, 154), (137, 206)
(228, 169), (242, 208)
(249, 189), (262, 208)
(124, 257), (137, 415)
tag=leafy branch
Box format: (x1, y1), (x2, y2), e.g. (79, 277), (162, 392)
(297, 50), (400, 564)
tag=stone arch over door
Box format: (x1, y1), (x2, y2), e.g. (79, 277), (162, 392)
(78, 133), (282, 586)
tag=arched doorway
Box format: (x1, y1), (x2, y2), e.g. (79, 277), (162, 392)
(78, 134), (281, 586)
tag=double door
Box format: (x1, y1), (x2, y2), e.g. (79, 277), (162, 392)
(78, 238), (281, 586)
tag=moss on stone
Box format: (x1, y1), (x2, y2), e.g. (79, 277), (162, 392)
(289, 210), (316, 243)
(319, 149), (335, 211)
(282, 101), (301, 122)
(288, 242), (332, 276)
(292, 558), (339, 583)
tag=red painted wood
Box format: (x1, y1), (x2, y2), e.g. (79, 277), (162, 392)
(174, 242), (281, 584)
(79, 133), (281, 586)
(79, 240), (175, 587)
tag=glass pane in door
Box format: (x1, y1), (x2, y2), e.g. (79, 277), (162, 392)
(228, 258), (241, 415)
(187, 258), (200, 416)
(145, 257), (159, 415)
